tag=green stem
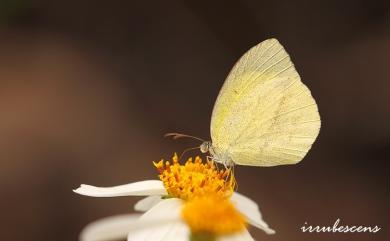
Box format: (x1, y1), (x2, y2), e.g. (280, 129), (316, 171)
(190, 232), (216, 241)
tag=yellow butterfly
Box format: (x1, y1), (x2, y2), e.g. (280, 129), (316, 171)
(168, 38), (321, 167)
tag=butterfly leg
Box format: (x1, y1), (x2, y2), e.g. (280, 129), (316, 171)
(207, 156), (221, 171)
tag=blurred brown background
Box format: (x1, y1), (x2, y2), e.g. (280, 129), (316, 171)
(0, 0), (389, 241)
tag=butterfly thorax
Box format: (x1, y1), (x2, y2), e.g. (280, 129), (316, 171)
(202, 143), (234, 167)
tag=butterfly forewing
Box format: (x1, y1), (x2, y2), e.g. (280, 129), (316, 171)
(210, 38), (321, 166)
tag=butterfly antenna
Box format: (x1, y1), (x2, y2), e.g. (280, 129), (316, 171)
(179, 146), (200, 161)
(164, 132), (205, 142)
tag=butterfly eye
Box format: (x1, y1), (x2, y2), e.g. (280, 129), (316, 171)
(200, 142), (210, 153)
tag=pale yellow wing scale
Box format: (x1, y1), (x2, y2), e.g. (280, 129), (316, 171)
(210, 39), (321, 166)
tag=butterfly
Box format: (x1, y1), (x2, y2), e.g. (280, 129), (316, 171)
(167, 38), (321, 167)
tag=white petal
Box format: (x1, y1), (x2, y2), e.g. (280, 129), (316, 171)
(128, 221), (189, 241)
(80, 214), (141, 241)
(139, 198), (183, 221)
(231, 192), (275, 235)
(127, 198), (188, 241)
(134, 196), (163, 212)
(73, 180), (167, 197)
(218, 229), (255, 241)
(161, 222), (189, 241)
(231, 192), (259, 210)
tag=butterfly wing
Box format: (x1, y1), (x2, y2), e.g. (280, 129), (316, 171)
(210, 38), (321, 166)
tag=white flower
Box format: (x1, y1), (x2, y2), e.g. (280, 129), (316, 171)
(75, 180), (274, 241)
(74, 155), (275, 241)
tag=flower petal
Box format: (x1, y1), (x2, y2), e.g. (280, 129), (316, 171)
(134, 196), (163, 212)
(80, 214), (141, 241)
(231, 192), (275, 235)
(139, 198), (183, 221)
(231, 192), (259, 210)
(127, 198), (189, 241)
(128, 221), (189, 241)
(73, 180), (167, 197)
(218, 229), (255, 241)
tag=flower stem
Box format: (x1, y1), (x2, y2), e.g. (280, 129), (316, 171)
(190, 232), (216, 241)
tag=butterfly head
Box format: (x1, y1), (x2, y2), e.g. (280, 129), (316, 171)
(200, 141), (212, 153)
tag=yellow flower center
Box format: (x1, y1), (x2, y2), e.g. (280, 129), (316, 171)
(181, 195), (247, 235)
(154, 153), (234, 200)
